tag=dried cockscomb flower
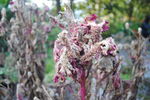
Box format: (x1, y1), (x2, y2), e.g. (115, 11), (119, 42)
(53, 6), (118, 100)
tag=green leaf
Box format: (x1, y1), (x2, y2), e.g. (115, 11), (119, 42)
(0, 0), (10, 7)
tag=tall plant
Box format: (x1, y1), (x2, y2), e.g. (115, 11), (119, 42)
(53, 6), (118, 100)
(0, 0), (53, 99)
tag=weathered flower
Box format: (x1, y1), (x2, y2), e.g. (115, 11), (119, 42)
(53, 10), (118, 100)
(9, 1), (15, 5)
(85, 14), (97, 22)
(99, 37), (117, 56)
(9, 1), (17, 12)
(102, 21), (109, 32)
(53, 12), (118, 82)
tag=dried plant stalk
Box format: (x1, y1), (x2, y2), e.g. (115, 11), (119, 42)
(1, 0), (53, 99)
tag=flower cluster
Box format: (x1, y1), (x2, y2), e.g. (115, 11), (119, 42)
(53, 8), (118, 99)
(53, 11), (117, 83)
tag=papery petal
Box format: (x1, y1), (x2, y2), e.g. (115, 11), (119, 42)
(102, 21), (109, 32)
(54, 75), (59, 83)
(85, 14), (97, 22)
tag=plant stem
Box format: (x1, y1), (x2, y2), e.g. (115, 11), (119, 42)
(79, 69), (86, 100)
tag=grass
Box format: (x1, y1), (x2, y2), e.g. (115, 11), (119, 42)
(44, 27), (61, 83)
(120, 66), (133, 80)
(120, 73), (132, 80)
(44, 48), (55, 83)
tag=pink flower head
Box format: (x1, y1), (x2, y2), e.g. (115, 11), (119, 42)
(85, 14), (97, 22)
(102, 21), (109, 32)
(9, 1), (14, 5)
(100, 37), (117, 56)
(54, 75), (59, 83)
(54, 74), (66, 83)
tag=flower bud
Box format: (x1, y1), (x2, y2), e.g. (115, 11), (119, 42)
(1, 8), (6, 17)
(138, 27), (142, 35)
